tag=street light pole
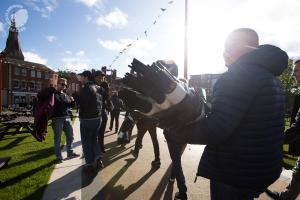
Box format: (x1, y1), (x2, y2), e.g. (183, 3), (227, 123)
(184, 0), (188, 80)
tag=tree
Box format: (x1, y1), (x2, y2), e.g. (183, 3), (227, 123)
(57, 70), (71, 79)
(278, 59), (300, 110)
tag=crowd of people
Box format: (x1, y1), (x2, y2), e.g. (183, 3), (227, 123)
(38, 27), (300, 200)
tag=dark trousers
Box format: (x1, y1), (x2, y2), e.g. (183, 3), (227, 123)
(134, 121), (160, 161)
(167, 141), (187, 193)
(210, 181), (262, 200)
(110, 110), (120, 132)
(98, 110), (108, 152)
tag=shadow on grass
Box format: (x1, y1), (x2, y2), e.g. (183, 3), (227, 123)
(0, 160), (56, 189)
(6, 147), (54, 169)
(21, 165), (82, 200)
(282, 161), (294, 170)
(0, 136), (28, 151)
(283, 154), (298, 161)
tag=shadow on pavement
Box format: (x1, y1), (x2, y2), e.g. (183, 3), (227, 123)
(23, 165), (82, 200)
(91, 158), (136, 200)
(150, 164), (172, 200)
(122, 167), (159, 199)
(163, 182), (174, 200)
(104, 134), (137, 150)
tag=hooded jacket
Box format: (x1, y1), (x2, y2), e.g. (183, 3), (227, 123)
(183, 45), (288, 190)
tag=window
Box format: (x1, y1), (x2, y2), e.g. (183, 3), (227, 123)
(37, 71), (41, 78)
(21, 81), (26, 89)
(21, 69), (27, 76)
(45, 72), (49, 79)
(12, 80), (19, 88)
(31, 70), (36, 77)
(14, 67), (20, 75)
(36, 82), (41, 90)
(28, 82), (35, 90)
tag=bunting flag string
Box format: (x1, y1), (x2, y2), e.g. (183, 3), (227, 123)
(108, 0), (177, 69)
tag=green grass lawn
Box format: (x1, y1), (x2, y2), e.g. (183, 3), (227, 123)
(0, 126), (64, 200)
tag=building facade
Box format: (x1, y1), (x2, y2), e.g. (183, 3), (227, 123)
(0, 17), (57, 109)
(189, 73), (221, 99)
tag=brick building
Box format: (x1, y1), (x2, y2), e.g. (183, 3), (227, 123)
(0, 17), (57, 109)
(189, 73), (221, 98)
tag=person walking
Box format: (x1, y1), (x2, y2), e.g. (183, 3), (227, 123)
(109, 91), (123, 133)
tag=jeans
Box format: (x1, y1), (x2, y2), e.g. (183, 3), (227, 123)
(52, 117), (74, 160)
(280, 157), (300, 200)
(167, 141), (187, 193)
(110, 110), (120, 132)
(80, 118), (102, 165)
(134, 120), (160, 161)
(210, 181), (262, 200)
(98, 110), (108, 151)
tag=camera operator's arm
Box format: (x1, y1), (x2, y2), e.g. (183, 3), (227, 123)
(168, 71), (257, 145)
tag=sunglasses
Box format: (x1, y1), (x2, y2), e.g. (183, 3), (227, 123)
(60, 83), (66, 86)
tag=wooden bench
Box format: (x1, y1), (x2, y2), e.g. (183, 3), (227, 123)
(0, 157), (11, 169)
(0, 116), (34, 140)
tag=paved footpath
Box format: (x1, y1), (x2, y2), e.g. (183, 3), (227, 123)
(42, 114), (299, 200)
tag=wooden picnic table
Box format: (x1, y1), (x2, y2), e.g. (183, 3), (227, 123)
(0, 116), (34, 140)
(0, 111), (18, 122)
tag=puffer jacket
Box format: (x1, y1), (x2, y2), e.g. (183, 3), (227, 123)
(79, 81), (102, 119)
(183, 45), (288, 190)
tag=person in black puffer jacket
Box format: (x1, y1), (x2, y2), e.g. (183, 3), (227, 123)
(166, 28), (288, 199)
(78, 70), (104, 172)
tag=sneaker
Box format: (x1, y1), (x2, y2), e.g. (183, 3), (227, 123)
(96, 158), (104, 169)
(101, 147), (106, 153)
(55, 159), (63, 164)
(265, 189), (281, 200)
(67, 152), (80, 159)
(174, 192), (187, 200)
(130, 149), (139, 158)
(151, 160), (161, 168)
(169, 177), (175, 183)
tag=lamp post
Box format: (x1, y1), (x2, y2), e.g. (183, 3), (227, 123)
(184, 0), (188, 80)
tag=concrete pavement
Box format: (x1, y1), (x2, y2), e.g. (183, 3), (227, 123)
(42, 114), (298, 200)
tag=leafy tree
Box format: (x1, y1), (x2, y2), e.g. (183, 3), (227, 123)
(278, 59), (300, 110)
(57, 70), (71, 79)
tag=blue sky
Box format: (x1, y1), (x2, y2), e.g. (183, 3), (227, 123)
(0, 0), (300, 78)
